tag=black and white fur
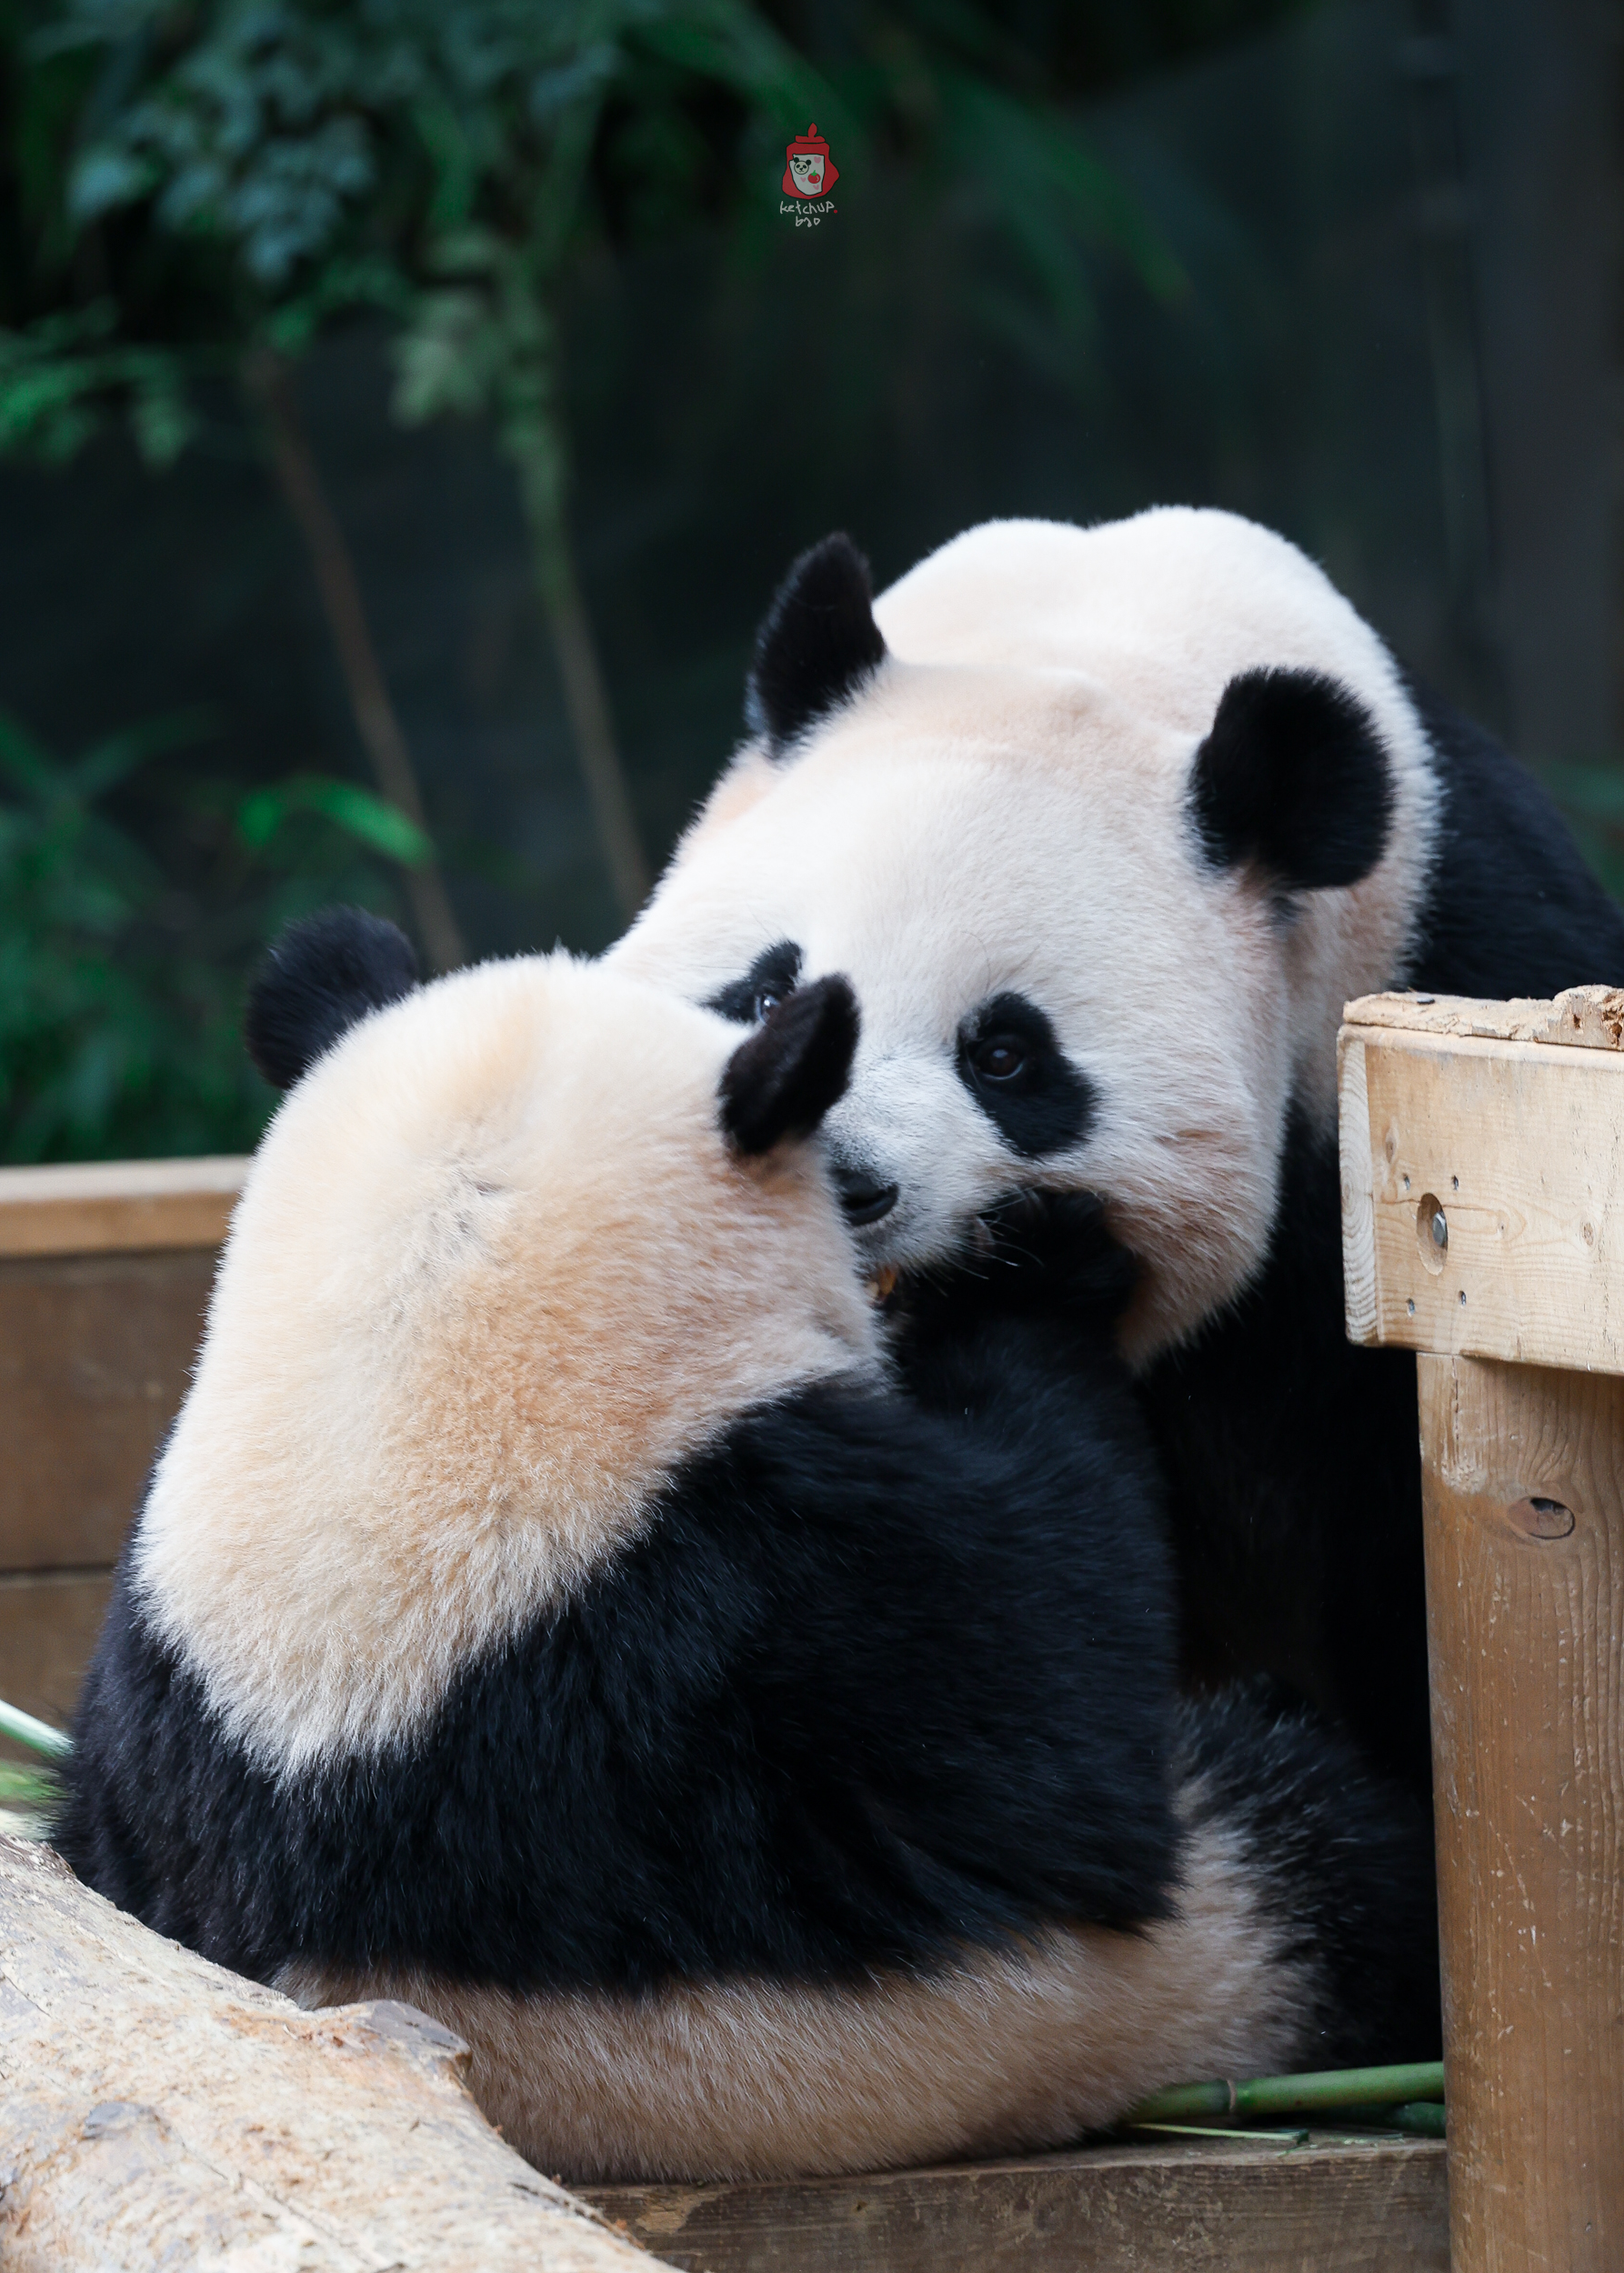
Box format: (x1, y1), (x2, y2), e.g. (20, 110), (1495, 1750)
(606, 511), (1624, 1792)
(57, 908), (1438, 2183)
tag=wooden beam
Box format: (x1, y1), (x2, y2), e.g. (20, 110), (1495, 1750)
(0, 1249), (215, 1569)
(1418, 1354), (1624, 2273)
(582, 2133), (1447, 2273)
(0, 1834), (654, 2271)
(0, 1571), (115, 1750)
(0, 1157), (246, 1258)
(1338, 1001), (1624, 1369)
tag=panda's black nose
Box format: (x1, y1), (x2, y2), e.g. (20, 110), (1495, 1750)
(831, 1165), (898, 1226)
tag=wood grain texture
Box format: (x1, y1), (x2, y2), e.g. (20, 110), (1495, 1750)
(0, 1157), (245, 1257)
(581, 2135), (1448, 2273)
(1338, 1033), (1378, 1344)
(1337, 1024), (1624, 1368)
(0, 1249), (214, 1569)
(1418, 1353), (1624, 2273)
(1344, 986), (1624, 1048)
(0, 1835), (655, 2271)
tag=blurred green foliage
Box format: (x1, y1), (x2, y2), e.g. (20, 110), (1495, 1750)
(0, 703), (421, 1160)
(0, 0), (1313, 1162)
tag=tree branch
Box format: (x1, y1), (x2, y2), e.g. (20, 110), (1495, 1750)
(246, 350), (468, 974)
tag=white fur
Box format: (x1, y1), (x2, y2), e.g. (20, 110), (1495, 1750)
(608, 509), (1439, 1361)
(135, 955), (881, 1772)
(279, 1818), (1313, 2183)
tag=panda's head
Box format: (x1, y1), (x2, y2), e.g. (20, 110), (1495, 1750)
(607, 514), (1439, 1363)
(137, 908), (877, 1770)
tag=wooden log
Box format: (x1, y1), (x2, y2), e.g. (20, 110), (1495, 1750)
(581, 2133), (1449, 2273)
(1418, 1354), (1624, 2273)
(0, 1835), (655, 2271)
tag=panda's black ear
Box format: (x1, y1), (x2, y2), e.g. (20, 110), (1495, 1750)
(1188, 667), (1392, 892)
(720, 976), (859, 1156)
(745, 534), (888, 755)
(246, 907), (419, 1090)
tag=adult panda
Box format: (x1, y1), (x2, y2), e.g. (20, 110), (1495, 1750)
(57, 906), (1438, 2183)
(606, 509), (1624, 1794)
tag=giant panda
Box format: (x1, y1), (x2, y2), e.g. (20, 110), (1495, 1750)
(606, 508), (1624, 1794)
(56, 906), (1439, 2183)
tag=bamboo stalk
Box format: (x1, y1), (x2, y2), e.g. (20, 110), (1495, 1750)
(1128, 2121), (1310, 2145)
(1128, 2061), (1445, 2125)
(245, 349), (467, 974)
(1389, 2101), (1448, 2138)
(0, 1698), (72, 1761)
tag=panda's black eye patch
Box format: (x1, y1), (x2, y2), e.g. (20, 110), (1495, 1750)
(957, 993), (1095, 1159)
(707, 940), (804, 1026)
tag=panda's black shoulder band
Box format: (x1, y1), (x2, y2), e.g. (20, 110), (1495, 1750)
(246, 906), (420, 1090)
(745, 534), (888, 755)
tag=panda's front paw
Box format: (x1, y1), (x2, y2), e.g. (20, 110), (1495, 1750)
(970, 1188), (1138, 1320)
(892, 1190), (1136, 1362)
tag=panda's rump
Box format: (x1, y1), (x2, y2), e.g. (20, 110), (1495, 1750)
(279, 1821), (1311, 2183)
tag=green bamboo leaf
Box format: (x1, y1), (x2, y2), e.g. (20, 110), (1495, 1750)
(237, 776), (433, 866)
(297, 778), (434, 865)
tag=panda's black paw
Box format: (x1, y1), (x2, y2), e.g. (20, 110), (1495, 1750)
(968, 1188), (1138, 1319)
(891, 1190), (1137, 1374)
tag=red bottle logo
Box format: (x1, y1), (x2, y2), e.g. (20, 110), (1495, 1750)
(783, 124), (838, 200)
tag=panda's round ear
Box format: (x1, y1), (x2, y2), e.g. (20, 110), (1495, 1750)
(720, 976), (859, 1156)
(246, 907), (420, 1090)
(1188, 667), (1393, 892)
(745, 534), (888, 756)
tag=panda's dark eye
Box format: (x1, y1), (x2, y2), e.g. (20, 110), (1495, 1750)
(957, 991), (1097, 1160)
(970, 1035), (1028, 1085)
(705, 941), (804, 1027)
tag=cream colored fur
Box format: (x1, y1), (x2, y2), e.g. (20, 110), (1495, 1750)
(135, 956), (881, 1771)
(607, 508), (1439, 1362)
(279, 1817), (1313, 2184)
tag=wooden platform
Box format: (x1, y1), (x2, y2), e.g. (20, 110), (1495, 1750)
(0, 1157), (246, 1763)
(582, 2133), (1448, 2272)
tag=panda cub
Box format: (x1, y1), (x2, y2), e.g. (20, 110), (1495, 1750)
(607, 510), (1624, 1794)
(57, 909), (1437, 2184)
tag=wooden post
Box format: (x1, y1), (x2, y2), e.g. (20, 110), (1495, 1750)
(1340, 987), (1624, 2272)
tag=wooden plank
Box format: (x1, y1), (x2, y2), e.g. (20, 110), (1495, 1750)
(581, 2136), (1448, 2273)
(1337, 1022), (1624, 1369)
(0, 1570), (114, 1766)
(0, 1249), (213, 1569)
(1418, 1354), (1624, 2273)
(0, 1155), (246, 1257)
(1344, 984), (1624, 1048)
(0, 1835), (655, 2271)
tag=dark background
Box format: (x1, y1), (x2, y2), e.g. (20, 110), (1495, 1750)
(5, 0), (1619, 1147)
